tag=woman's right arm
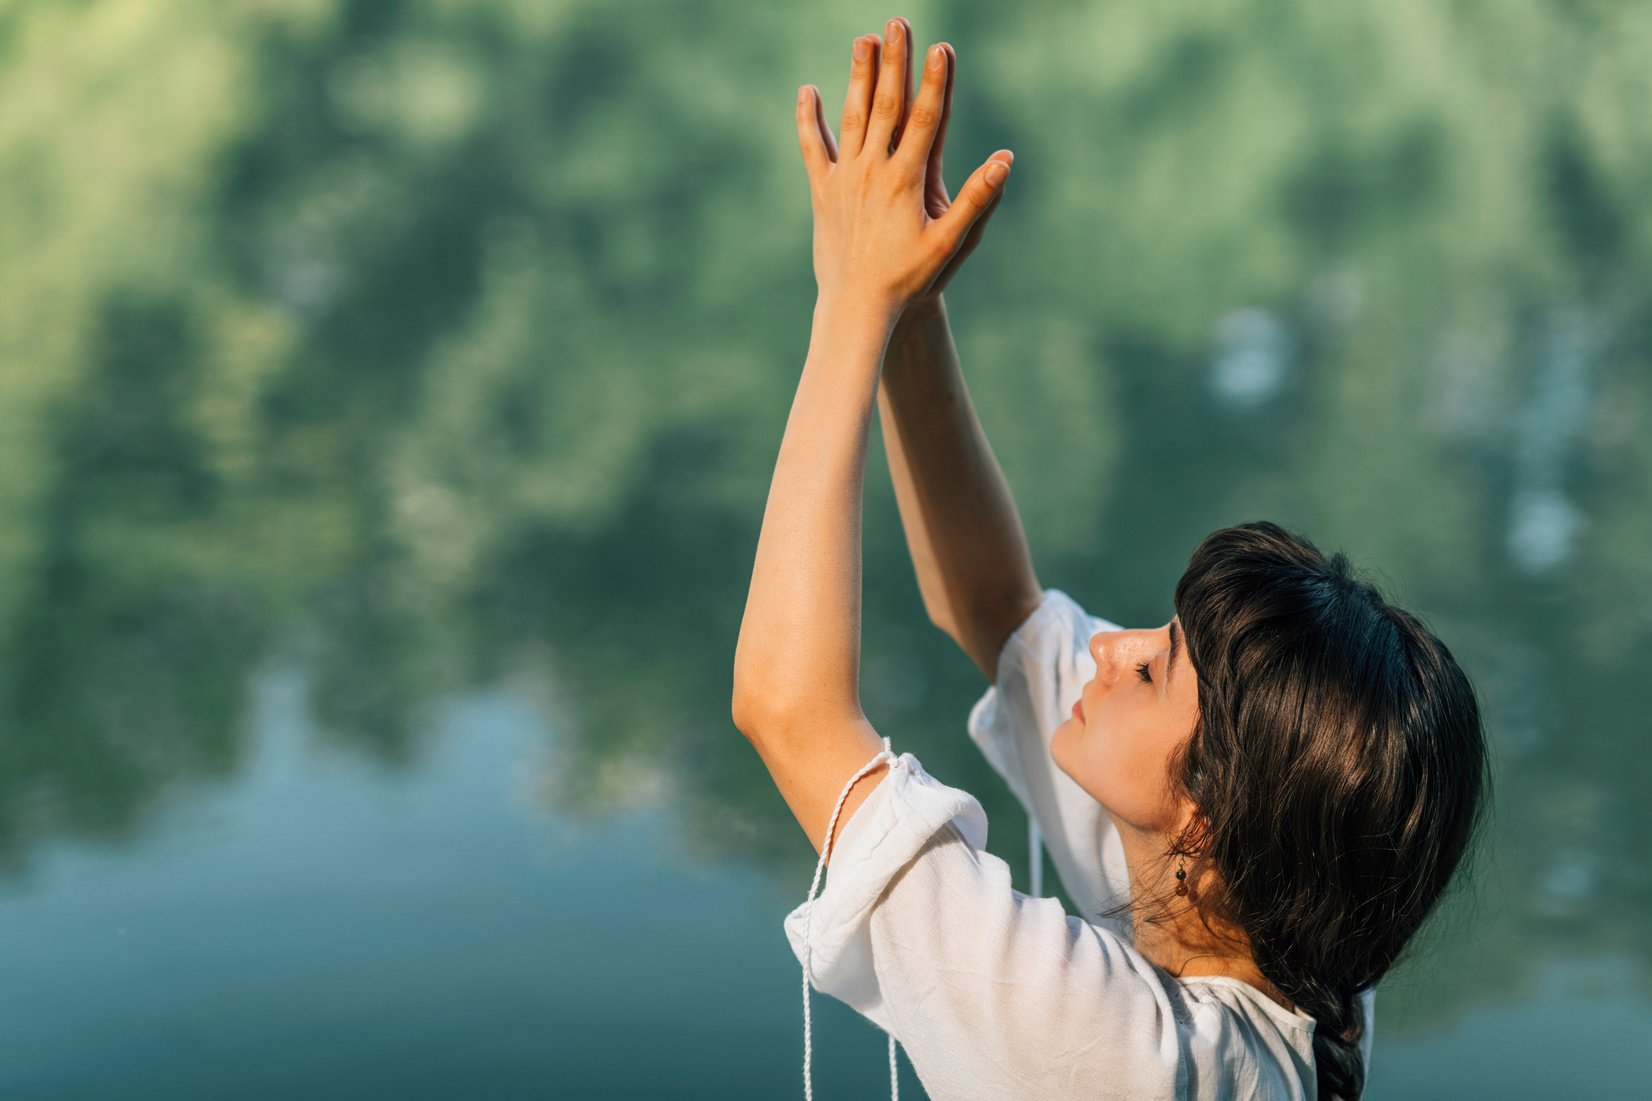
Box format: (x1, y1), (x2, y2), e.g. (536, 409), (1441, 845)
(877, 293), (1042, 683)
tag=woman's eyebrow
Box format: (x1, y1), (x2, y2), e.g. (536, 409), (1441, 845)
(1167, 619), (1182, 691)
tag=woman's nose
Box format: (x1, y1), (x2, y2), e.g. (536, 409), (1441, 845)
(1089, 629), (1151, 682)
(1088, 630), (1123, 683)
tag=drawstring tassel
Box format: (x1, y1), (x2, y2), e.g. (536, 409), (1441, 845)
(801, 736), (900, 1100)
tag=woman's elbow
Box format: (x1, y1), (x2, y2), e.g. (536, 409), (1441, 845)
(730, 690), (769, 740)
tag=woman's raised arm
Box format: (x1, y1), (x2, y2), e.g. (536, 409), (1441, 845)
(879, 295), (1041, 684)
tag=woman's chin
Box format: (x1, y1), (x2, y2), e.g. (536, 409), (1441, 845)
(1050, 714), (1077, 762)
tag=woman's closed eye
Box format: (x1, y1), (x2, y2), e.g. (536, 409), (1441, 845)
(1135, 660), (1153, 684)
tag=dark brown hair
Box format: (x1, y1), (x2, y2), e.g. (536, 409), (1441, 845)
(1166, 521), (1489, 1101)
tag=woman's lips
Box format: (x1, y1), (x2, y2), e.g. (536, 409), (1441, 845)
(1072, 696), (1084, 722)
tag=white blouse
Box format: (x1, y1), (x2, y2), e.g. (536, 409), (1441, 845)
(784, 587), (1376, 1100)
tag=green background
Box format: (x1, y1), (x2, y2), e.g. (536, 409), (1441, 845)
(0, 0), (1648, 1096)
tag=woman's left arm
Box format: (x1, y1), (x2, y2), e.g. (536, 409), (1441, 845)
(731, 18), (1012, 858)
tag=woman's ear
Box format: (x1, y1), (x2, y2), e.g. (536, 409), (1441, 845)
(1169, 805), (1211, 862)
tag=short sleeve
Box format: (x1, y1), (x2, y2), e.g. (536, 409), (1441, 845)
(966, 587), (1132, 932)
(782, 752), (1185, 1099)
(782, 751), (985, 1034)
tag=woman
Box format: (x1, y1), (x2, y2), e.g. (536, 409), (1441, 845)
(731, 17), (1488, 1100)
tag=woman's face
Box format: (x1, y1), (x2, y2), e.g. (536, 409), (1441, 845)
(1050, 616), (1202, 835)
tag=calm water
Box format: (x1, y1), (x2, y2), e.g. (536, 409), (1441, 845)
(2, 0), (1650, 1096)
(2, 662), (1648, 1098)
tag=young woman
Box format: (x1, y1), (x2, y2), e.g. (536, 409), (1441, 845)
(731, 18), (1489, 1100)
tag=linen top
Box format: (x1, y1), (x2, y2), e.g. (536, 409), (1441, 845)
(784, 587), (1377, 1100)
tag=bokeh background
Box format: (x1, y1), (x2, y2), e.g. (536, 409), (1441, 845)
(1, 0), (1649, 1097)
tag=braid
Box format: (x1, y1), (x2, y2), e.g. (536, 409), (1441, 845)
(1295, 984), (1365, 1101)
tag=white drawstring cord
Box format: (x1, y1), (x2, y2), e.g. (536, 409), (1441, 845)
(1028, 816), (1044, 898)
(801, 736), (899, 1101)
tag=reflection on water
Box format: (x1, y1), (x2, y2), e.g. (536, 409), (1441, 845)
(3, 659), (1645, 1098)
(0, 664), (914, 1098)
(1371, 958), (1652, 1099)
(2, 0), (1651, 1094)
(3, 659), (1644, 1099)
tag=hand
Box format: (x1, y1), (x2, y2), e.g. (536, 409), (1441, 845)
(796, 17), (1013, 315)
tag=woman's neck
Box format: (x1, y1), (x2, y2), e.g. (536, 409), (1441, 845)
(1133, 921), (1290, 1004)
(1116, 824), (1299, 1016)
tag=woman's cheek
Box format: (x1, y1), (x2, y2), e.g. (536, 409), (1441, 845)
(1092, 723), (1169, 827)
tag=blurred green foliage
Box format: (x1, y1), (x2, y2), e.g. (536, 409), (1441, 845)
(0, 0), (1648, 1033)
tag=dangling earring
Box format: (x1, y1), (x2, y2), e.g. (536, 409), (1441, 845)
(1174, 855), (1189, 897)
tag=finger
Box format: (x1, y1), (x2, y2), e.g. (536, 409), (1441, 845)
(916, 44), (956, 216)
(927, 44), (956, 197)
(889, 16), (914, 154)
(952, 182), (1004, 260)
(811, 82), (839, 163)
(796, 86), (832, 183)
(893, 41), (949, 174)
(932, 151), (1013, 256)
(840, 34), (880, 156)
(863, 17), (907, 156)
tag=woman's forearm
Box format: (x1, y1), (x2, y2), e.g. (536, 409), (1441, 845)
(877, 294), (1041, 681)
(731, 294), (900, 732)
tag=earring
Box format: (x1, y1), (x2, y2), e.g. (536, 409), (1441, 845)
(1174, 855), (1189, 897)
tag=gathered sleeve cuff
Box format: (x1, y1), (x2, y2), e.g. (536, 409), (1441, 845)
(782, 751), (985, 1035)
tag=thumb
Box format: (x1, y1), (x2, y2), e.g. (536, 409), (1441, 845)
(932, 150), (1012, 257)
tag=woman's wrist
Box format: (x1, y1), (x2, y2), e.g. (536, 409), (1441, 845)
(899, 293), (946, 325)
(883, 294), (951, 381)
(813, 291), (903, 345)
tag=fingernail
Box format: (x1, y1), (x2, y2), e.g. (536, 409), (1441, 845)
(887, 19), (901, 42)
(985, 162), (1008, 186)
(854, 37), (869, 60)
(928, 44), (944, 69)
